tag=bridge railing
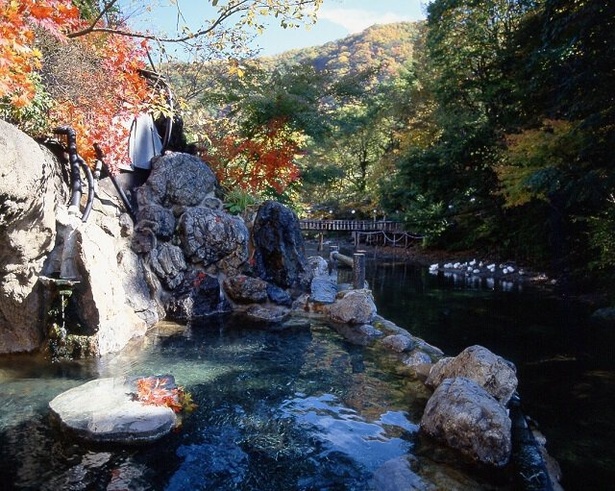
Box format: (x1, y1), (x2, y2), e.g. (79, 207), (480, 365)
(299, 219), (404, 232)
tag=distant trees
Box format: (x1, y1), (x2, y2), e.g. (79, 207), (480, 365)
(383, 0), (615, 286)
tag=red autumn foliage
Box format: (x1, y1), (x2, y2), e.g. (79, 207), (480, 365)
(1, 0), (161, 172)
(0, 0), (80, 106)
(135, 376), (186, 414)
(201, 117), (302, 195)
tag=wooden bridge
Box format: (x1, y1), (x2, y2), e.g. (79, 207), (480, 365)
(299, 219), (422, 248)
(299, 219), (404, 232)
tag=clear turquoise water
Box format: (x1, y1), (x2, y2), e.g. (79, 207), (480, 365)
(1, 315), (501, 491)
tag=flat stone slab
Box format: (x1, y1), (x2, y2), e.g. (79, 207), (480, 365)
(49, 377), (177, 444)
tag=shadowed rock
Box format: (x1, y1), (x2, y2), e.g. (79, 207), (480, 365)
(251, 201), (312, 293)
(420, 377), (512, 467)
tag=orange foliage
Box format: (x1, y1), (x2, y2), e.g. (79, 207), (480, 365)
(47, 33), (152, 169)
(0, 0), (79, 106)
(135, 376), (191, 414)
(202, 118), (302, 195)
(1, 1), (159, 172)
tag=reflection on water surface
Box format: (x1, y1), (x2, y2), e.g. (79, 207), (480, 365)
(0, 315), (497, 490)
(364, 256), (615, 491)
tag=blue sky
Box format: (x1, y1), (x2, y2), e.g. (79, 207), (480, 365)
(120, 1), (427, 57)
(255, 0), (427, 55)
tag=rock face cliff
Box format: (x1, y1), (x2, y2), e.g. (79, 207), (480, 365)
(0, 121), (313, 357)
(0, 119), (66, 353)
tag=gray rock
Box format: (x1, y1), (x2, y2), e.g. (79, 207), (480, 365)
(403, 349), (434, 367)
(178, 206), (249, 270)
(223, 275), (269, 304)
(425, 345), (517, 406)
(117, 247), (164, 326)
(266, 284), (292, 306)
(136, 203), (176, 240)
(326, 289), (377, 325)
(0, 121), (65, 353)
(243, 304), (291, 325)
(146, 153), (217, 207)
(165, 272), (229, 320)
(310, 276), (338, 304)
(251, 201), (312, 292)
(49, 377), (177, 444)
(71, 218), (148, 355)
(371, 456), (433, 491)
(332, 323), (383, 346)
(308, 255), (329, 277)
(420, 377), (512, 467)
(382, 334), (415, 353)
(148, 242), (187, 290)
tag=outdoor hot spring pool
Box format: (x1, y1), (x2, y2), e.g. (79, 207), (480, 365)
(1, 312), (513, 490)
(2, 256), (614, 490)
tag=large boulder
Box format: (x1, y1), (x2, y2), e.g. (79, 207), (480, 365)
(129, 152), (250, 319)
(420, 377), (512, 467)
(142, 152), (217, 207)
(251, 201), (312, 293)
(178, 206), (249, 272)
(70, 217), (148, 355)
(425, 345), (517, 406)
(0, 120), (66, 353)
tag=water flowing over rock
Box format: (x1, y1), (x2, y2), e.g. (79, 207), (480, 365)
(0, 120), (65, 353)
(165, 271), (229, 320)
(425, 344), (518, 406)
(251, 200), (312, 293)
(0, 124), (316, 354)
(420, 377), (512, 467)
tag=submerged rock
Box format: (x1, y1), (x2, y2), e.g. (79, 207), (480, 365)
(49, 377), (177, 444)
(371, 456), (433, 491)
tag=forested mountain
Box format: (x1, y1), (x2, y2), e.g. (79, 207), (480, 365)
(169, 21), (423, 220)
(10, 0), (606, 293)
(170, 21), (421, 118)
(263, 22), (420, 78)
(172, 0), (615, 294)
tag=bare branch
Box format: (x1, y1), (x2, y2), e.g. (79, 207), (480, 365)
(66, 0), (322, 50)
